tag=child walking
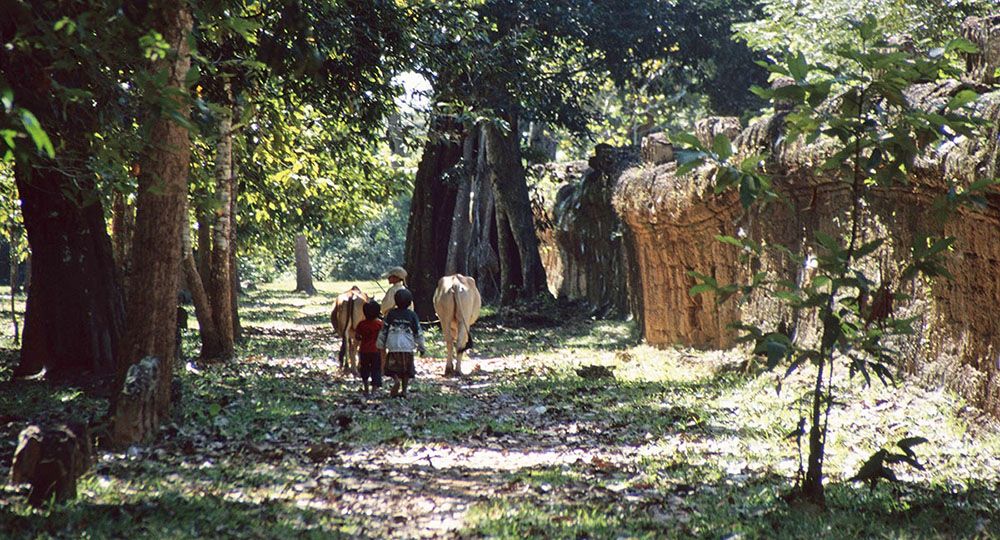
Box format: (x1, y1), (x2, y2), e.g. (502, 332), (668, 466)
(377, 288), (425, 398)
(355, 300), (384, 394)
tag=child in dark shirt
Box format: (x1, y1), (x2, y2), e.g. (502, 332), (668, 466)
(355, 300), (384, 394)
(377, 288), (425, 398)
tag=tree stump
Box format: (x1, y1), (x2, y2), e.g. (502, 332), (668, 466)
(111, 356), (162, 448)
(10, 422), (93, 507)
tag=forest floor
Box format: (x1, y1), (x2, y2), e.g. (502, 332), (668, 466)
(2, 280), (1000, 538)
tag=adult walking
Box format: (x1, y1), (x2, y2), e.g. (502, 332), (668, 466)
(380, 266), (408, 316)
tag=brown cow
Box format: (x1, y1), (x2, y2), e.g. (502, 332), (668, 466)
(433, 274), (481, 376)
(331, 286), (369, 372)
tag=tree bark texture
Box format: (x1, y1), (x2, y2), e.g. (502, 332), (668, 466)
(207, 84), (235, 359)
(445, 129), (478, 276)
(13, 159), (124, 382)
(404, 118), (463, 319)
(229, 167), (241, 340)
(111, 190), (134, 299)
(294, 234), (317, 295)
(180, 199), (222, 359)
(484, 118), (549, 303)
(115, 0), (193, 438)
(494, 206), (522, 305)
(196, 209), (212, 285)
(467, 132), (500, 303)
(551, 145), (636, 317)
(3, 18), (125, 382)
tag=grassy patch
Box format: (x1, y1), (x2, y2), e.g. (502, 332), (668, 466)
(1, 281), (999, 538)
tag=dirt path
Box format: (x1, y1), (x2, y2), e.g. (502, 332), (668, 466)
(311, 354), (644, 538)
(4, 300), (1000, 538)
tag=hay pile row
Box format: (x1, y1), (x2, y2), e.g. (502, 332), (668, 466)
(611, 71), (1000, 413)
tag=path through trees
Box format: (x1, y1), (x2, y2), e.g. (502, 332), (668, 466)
(3, 283), (998, 537)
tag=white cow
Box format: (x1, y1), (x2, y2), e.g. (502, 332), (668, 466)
(433, 274), (481, 376)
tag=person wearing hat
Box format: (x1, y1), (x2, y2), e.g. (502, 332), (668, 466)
(380, 266), (408, 316)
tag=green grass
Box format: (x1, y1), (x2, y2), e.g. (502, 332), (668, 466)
(2, 280), (1000, 538)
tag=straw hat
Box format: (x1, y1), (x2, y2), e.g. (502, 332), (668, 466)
(381, 266), (407, 280)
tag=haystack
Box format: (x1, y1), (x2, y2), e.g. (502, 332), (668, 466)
(612, 21), (1000, 414)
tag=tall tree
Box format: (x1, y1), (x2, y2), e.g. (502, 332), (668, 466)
(405, 0), (763, 307)
(1, 0), (131, 382)
(404, 118), (464, 317)
(207, 83), (236, 360)
(181, 203), (223, 359)
(113, 0), (194, 443)
(484, 118), (547, 302)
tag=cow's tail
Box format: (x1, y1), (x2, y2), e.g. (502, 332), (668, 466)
(453, 283), (473, 353)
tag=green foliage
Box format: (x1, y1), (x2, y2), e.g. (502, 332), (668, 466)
(736, 0), (991, 67)
(558, 0), (769, 155)
(236, 95), (407, 260)
(0, 90), (54, 162)
(184, 0), (414, 259)
(316, 195), (409, 281)
(676, 16), (994, 505)
(411, 0), (704, 134)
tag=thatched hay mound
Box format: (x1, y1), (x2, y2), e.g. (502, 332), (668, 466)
(612, 80), (1000, 414)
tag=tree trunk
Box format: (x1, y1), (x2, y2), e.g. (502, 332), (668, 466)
(294, 234), (317, 295)
(484, 117), (549, 303)
(3, 3), (124, 384)
(23, 253), (30, 295)
(13, 159), (124, 382)
(467, 131), (500, 303)
(445, 129), (478, 276)
(111, 190), (134, 299)
(196, 209), (212, 285)
(180, 200), (222, 359)
(404, 118), (463, 319)
(207, 84), (236, 360)
(229, 161), (241, 340)
(112, 0), (193, 445)
(495, 206), (523, 305)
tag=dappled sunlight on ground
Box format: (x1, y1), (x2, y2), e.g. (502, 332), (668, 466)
(3, 282), (1000, 538)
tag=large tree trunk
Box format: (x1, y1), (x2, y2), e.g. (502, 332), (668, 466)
(294, 234), (317, 295)
(180, 200), (222, 359)
(467, 131), (500, 303)
(207, 84), (236, 360)
(445, 129), (478, 276)
(404, 118), (463, 319)
(495, 207), (523, 305)
(484, 117), (549, 303)
(2, 0), (125, 383)
(112, 0), (193, 445)
(13, 159), (124, 382)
